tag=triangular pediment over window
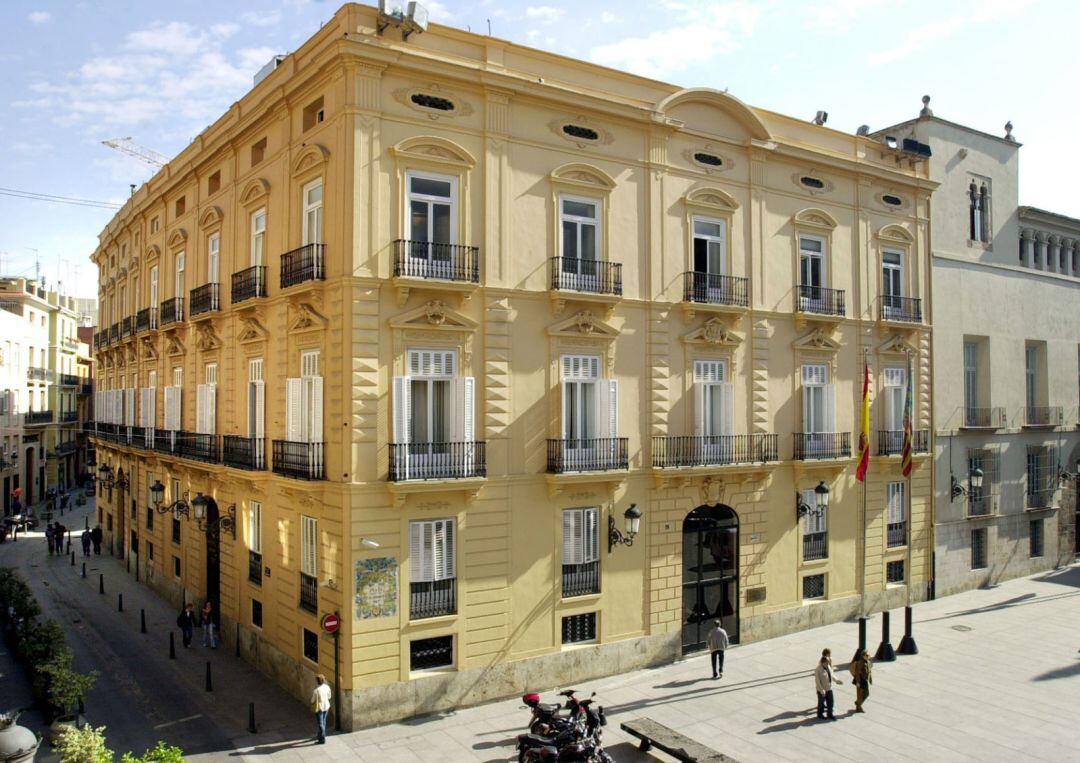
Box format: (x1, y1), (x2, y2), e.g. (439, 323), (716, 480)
(683, 317), (742, 347)
(792, 327), (842, 352)
(547, 310), (619, 339)
(879, 333), (917, 356)
(389, 300), (478, 332)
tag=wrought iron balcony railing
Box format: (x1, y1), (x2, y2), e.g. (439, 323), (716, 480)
(1027, 488), (1056, 510)
(409, 579), (456, 619)
(547, 438), (628, 473)
(249, 551), (262, 584)
(136, 307), (158, 333)
(189, 283), (220, 317)
(392, 240), (480, 283)
(272, 440), (325, 480)
(652, 434), (778, 468)
(879, 295), (922, 323)
(59, 411), (78, 423)
(153, 430), (179, 455)
(967, 495), (993, 517)
(54, 440), (77, 455)
(549, 257), (622, 296)
(280, 243), (325, 289)
(223, 436), (266, 470)
(877, 429), (929, 456)
(121, 316), (134, 337)
(231, 265), (267, 304)
(109, 323), (119, 343)
(25, 410), (53, 425)
(803, 532), (827, 561)
(27, 367), (52, 382)
(178, 432), (219, 463)
(682, 271), (749, 307)
(796, 284), (846, 316)
(62, 336), (78, 351)
(962, 407), (1006, 429)
(793, 432), (851, 460)
(887, 521), (907, 548)
(299, 572), (318, 613)
(389, 441), (486, 481)
(58, 373), (79, 387)
(562, 561), (600, 598)
(1024, 406), (1063, 428)
(159, 297), (184, 326)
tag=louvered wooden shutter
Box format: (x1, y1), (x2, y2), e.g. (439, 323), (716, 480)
(409, 521), (433, 583)
(392, 377), (411, 444)
(721, 382), (734, 435)
(285, 378), (302, 442)
(249, 502), (262, 553)
(583, 508), (599, 563)
(824, 384), (836, 433)
(164, 387), (180, 430)
(694, 381), (705, 437)
(308, 376), (323, 442)
(563, 510), (582, 565)
(604, 379), (618, 438)
(300, 515), (317, 576)
(196, 384), (208, 434)
(125, 389), (135, 426)
(436, 519), (455, 580)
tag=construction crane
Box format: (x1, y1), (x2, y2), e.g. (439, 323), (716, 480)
(101, 137), (169, 168)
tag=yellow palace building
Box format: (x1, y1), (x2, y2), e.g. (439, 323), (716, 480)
(89, 3), (936, 727)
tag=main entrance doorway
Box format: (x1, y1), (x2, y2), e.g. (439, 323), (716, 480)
(682, 504), (739, 651)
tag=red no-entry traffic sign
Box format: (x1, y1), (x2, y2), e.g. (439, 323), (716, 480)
(322, 613), (341, 633)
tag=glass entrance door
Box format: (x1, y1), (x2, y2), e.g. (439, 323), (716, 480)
(682, 505), (739, 651)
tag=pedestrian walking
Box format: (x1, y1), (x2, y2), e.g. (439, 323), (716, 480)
(90, 525), (103, 555)
(176, 602), (197, 648)
(53, 522), (66, 555)
(815, 648), (842, 720)
(706, 618), (729, 679)
(45, 523), (55, 556)
(310, 674), (332, 743)
(80, 529), (91, 556)
(201, 601), (217, 648)
(850, 648), (872, 713)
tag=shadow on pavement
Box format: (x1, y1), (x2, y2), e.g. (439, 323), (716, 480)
(654, 676), (714, 689)
(920, 590), (1080, 623)
(1032, 659), (1080, 682)
(228, 738), (319, 756)
(762, 708), (814, 723)
(1032, 566), (1080, 588)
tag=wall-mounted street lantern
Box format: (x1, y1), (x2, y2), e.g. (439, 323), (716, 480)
(193, 493), (237, 541)
(97, 464), (129, 490)
(0, 450), (18, 470)
(950, 467), (983, 501)
(796, 481), (830, 520)
(150, 479), (190, 518)
(608, 503), (642, 553)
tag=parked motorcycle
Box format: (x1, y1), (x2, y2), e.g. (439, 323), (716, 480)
(518, 690), (611, 763)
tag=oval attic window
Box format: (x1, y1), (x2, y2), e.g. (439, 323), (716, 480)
(693, 152), (723, 167)
(882, 194), (903, 207)
(800, 176), (825, 189)
(562, 124), (599, 141)
(411, 93), (455, 111)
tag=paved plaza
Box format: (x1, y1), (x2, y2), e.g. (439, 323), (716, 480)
(2, 498), (1079, 761)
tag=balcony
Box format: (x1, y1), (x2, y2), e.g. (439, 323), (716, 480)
(967, 495), (993, 517)
(153, 431), (179, 455)
(1024, 406), (1062, 428)
(27, 366), (52, 382)
(793, 432), (851, 460)
(159, 297), (184, 326)
(562, 561), (600, 598)
(58, 373), (79, 387)
(248, 551), (262, 584)
(802, 532), (827, 561)
(652, 434), (778, 468)
(80, 383), (92, 395)
(121, 316), (134, 338)
(189, 283), (221, 317)
(389, 441), (486, 481)
(223, 436), (266, 470)
(178, 432), (219, 463)
(877, 429), (929, 456)
(127, 426), (148, 449)
(682, 271), (749, 309)
(280, 243), (325, 289)
(109, 323), (119, 343)
(54, 440), (77, 456)
(547, 438), (628, 473)
(409, 579), (456, 620)
(879, 295), (923, 324)
(795, 285), (845, 317)
(136, 307), (158, 333)
(231, 265), (267, 304)
(299, 572), (318, 614)
(549, 257), (622, 297)
(961, 407), (1006, 429)
(272, 440), (325, 480)
(25, 410), (53, 426)
(393, 240), (480, 283)
(59, 411), (78, 424)
(1027, 489), (1055, 510)
(62, 336), (78, 352)
(887, 521), (907, 548)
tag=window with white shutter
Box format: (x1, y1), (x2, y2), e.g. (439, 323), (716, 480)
(300, 515), (317, 576)
(802, 364), (834, 433)
(562, 508), (600, 596)
(148, 371), (157, 388)
(173, 367), (183, 388)
(197, 364), (217, 435)
(249, 501), (262, 554)
(886, 482), (907, 548)
(694, 360), (733, 437)
(248, 358), (265, 466)
(408, 518), (457, 618)
(801, 489), (827, 561)
(883, 367), (905, 432)
(561, 355), (602, 442)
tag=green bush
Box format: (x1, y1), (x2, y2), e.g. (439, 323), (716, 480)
(55, 724), (113, 763)
(120, 742), (185, 763)
(40, 648), (98, 716)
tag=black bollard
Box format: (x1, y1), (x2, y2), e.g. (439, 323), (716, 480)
(67, 533), (72, 553)
(247, 702), (256, 734)
(875, 610), (896, 662)
(118, 593), (123, 612)
(84, 516), (89, 530)
(205, 661), (213, 692)
(126, 555), (130, 573)
(81, 562), (86, 579)
(71, 551), (75, 566)
(99, 573), (105, 595)
(858, 616), (867, 653)
(897, 605), (919, 655)
(169, 632), (176, 659)
(140, 609), (147, 634)
(235, 623), (240, 657)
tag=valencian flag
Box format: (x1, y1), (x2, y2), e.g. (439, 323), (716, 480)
(856, 360), (871, 482)
(901, 357), (915, 477)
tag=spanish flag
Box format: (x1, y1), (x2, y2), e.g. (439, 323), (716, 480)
(855, 360), (870, 482)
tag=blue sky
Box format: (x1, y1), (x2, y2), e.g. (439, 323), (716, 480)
(1, 0), (1076, 298)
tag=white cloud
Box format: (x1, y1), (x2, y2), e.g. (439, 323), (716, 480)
(590, 2), (761, 79)
(804, 0), (887, 33)
(27, 11), (51, 24)
(525, 6), (565, 23)
(600, 11), (616, 24)
(869, 0), (1031, 66)
(240, 10), (283, 27)
(10, 140), (54, 154)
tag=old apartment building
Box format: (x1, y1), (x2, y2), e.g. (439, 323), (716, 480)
(90, 3), (936, 726)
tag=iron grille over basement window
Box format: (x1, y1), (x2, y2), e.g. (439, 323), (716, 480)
(562, 124), (599, 141)
(561, 612), (597, 644)
(302, 628), (318, 662)
(410, 635), (453, 671)
(803, 574), (825, 600)
(886, 560), (905, 584)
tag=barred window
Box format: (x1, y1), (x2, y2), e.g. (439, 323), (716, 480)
(1026, 446), (1056, 509)
(562, 612), (597, 644)
(1029, 519), (1044, 558)
(252, 599), (263, 629)
(410, 635), (453, 671)
(886, 560), (905, 584)
(302, 628), (318, 663)
(802, 574), (825, 600)
(971, 528), (987, 570)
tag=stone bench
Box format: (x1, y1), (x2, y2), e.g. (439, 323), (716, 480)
(620, 718), (735, 762)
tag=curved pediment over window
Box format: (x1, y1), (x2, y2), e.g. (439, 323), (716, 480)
(199, 206), (223, 230)
(240, 177), (270, 206)
(145, 244), (160, 262)
(685, 185), (739, 212)
(793, 207), (839, 231)
(166, 228), (187, 250)
(877, 223), (915, 244)
(655, 88), (772, 143)
(550, 162), (616, 192)
(292, 143), (330, 175)
(390, 135), (476, 169)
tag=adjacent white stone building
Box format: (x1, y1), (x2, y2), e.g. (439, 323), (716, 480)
(877, 100), (1079, 597)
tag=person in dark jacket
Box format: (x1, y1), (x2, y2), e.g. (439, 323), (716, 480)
(850, 648), (873, 713)
(80, 529), (91, 556)
(53, 522), (66, 555)
(45, 523), (55, 555)
(176, 603), (197, 648)
(90, 525), (103, 555)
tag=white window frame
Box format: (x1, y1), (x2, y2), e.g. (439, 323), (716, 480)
(300, 515), (317, 577)
(799, 235), (826, 288)
(801, 489), (827, 535)
(1025, 345), (1037, 411)
(693, 360), (733, 439)
(251, 209), (266, 267)
(149, 266), (159, 309)
(562, 507), (600, 566)
(882, 249), (904, 317)
(405, 171), (457, 258)
(207, 233), (220, 284)
(249, 501), (262, 554)
(802, 364), (834, 434)
(559, 195), (601, 291)
(248, 358), (265, 467)
(409, 518), (456, 583)
(883, 367), (905, 451)
(174, 251), (185, 298)
(963, 341), (978, 412)
(302, 179), (324, 247)
(887, 481), (906, 524)
(692, 216), (727, 277)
